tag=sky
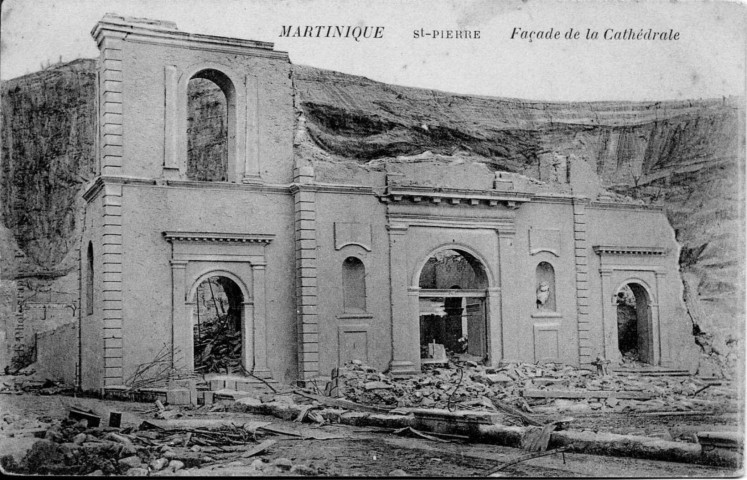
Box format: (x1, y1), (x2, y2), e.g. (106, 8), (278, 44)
(0, 0), (745, 102)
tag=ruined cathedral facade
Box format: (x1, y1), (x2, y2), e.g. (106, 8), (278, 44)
(79, 15), (693, 391)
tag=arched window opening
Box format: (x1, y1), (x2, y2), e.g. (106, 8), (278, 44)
(419, 250), (488, 290)
(192, 275), (244, 373)
(535, 262), (556, 312)
(342, 257), (366, 312)
(616, 282), (652, 364)
(418, 249), (488, 363)
(86, 242), (94, 315)
(186, 69), (234, 182)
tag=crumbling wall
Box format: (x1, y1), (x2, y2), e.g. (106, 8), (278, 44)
(35, 321), (77, 384)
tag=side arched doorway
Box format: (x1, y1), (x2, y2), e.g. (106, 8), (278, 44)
(616, 282), (653, 363)
(418, 249), (489, 363)
(191, 274), (247, 374)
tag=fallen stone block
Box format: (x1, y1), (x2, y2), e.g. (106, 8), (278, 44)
(550, 429), (702, 464)
(68, 407), (101, 427)
(290, 464), (317, 475)
(125, 467), (149, 476)
(698, 431), (744, 467)
(235, 395), (262, 407)
(213, 389), (255, 401)
(166, 388), (191, 406)
(118, 455), (143, 469)
(522, 389), (653, 400)
(150, 457), (169, 471)
(364, 381), (393, 391)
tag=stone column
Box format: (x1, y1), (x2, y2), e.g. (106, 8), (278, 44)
(170, 260), (190, 371)
(486, 287), (502, 366)
(388, 224), (419, 376)
(251, 263), (271, 378)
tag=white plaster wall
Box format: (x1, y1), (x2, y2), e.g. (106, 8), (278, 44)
(80, 193), (105, 392)
(120, 184), (298, 384)
(119, 41), (294, 184)
(314, 191), (391, 375)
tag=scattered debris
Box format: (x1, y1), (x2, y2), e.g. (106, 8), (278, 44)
(334, 356), (738, 417)
(240, 439), (277, 458)
(68, 407), (101, 428)
(194, 314), (242, 374)
(486, 445), (575, 476)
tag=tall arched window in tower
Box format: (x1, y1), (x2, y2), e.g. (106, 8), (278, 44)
(535, 261), (556, 311)
(186, 69), (235, 181)
(86, 242), (94, 315)
(342, 257), (366, 312)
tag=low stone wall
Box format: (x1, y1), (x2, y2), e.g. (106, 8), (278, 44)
(36, 322), (77, 385)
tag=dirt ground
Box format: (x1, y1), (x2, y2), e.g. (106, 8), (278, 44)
(0, 392), (741, 477)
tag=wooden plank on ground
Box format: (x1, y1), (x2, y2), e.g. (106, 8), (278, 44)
(521, 389), (653, 400)
(292, 389), (392, 414)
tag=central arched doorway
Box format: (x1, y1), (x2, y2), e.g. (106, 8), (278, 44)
(192, 275), (245, 374)
(418, 249), (489, 363)
(616, 282), (653, 363)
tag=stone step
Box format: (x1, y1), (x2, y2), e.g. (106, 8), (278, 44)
(204, 374), (277, 394)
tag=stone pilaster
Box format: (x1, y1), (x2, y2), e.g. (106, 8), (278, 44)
(163, 65), (179, 178)
(242, 75), (262, 183)
(250, 263), (272, 378)
(573, 198), (592, 365)
(99, 34), (125, 176)
(170, 260), (189, 370)
(102, 184), (124, 385)
(292, 166), (319, 381)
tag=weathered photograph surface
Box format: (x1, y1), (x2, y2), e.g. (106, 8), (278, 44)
(0, 0), (744, 476)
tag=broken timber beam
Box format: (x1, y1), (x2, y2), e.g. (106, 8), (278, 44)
(292, 389), (393, 414)
(521, 389), (653, 400)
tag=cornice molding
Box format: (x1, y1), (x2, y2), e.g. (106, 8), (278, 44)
(92, 16), (289, 60)
(163, 232), (275, 244)
(379, 185), (533, 208)
(289, 183), (376, 195)
(589, 201), (663, 212)
(593, 245), (667, 256)
(387, 212), (515, 233)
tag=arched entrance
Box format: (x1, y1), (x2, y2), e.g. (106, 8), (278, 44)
(418, 249), (489, 363)
(616, 282), (653, 363)
(191, 275), (245, 374)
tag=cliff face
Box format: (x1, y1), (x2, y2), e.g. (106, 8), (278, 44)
(0, 59), (743, 369)
(1, 59), (97, 276)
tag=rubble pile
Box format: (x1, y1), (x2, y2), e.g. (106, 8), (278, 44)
(0, 408), (320, 476)
(336, 356), (738, 416)
(193, 315), (242, 374)
(0, 365), (74, 396)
